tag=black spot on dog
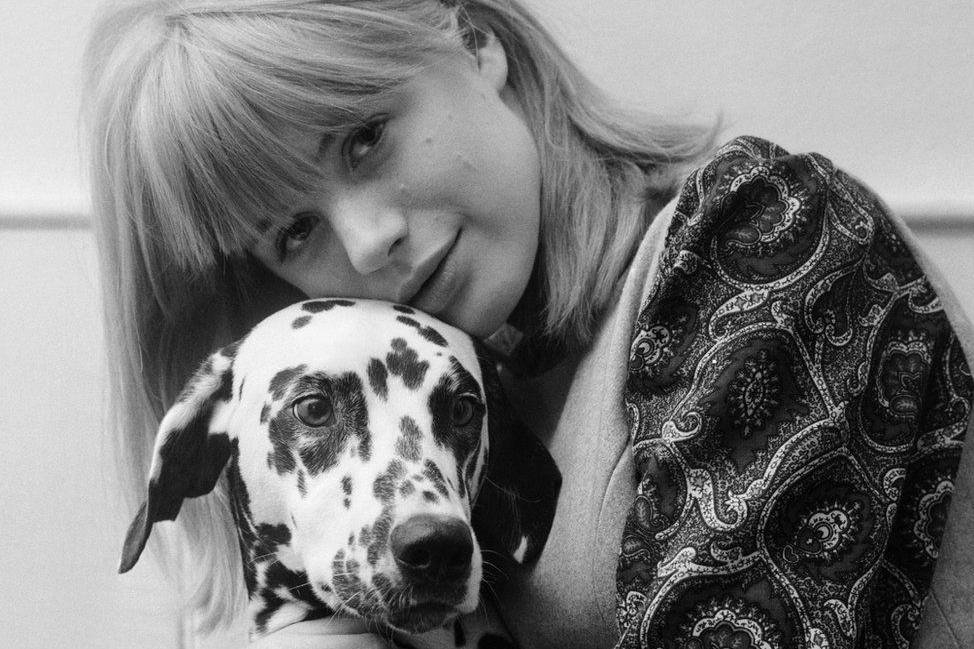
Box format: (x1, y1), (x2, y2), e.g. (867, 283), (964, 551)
(422, 490), (439, 503)
(341, 475), (352, 496)
(260, 403), (271, 425)
(215, 365), (234, 403)
(292, 315), (312, 329)
(428, 358), (484, 462)
(399, 481), (416, 497)
(396, 316), (449, 347)
(393, 305), (415, 315)
(299, 436), (344, 475)
(332, 549), (381, 615)
(238, 378), (246, 401)
(257, 522), (291, 549)
(367, 506), (394, 566)
(298, 372), (371, 475)
(226, 439), (258, 594)
(372, 572), (394, 599)
(389, 459), (405, 479)
(344, 497), (351, 509)
(423, 460), (449, 498)
(269, 365), (307, 401)
(303, 299), (355, 313)
(254, 588), (285, 634)
(359, 524), (373, 548)
(336, 372), (372, 462)
(373, 459), (404, 503)
(374, 473), (395, 503)
(386, 338), (429, 389)
(367, 358), (388, 400)
(297, 470), (307, 497)
(396, 416), (422, 462)
(259, 561), (322, 620)
(418, 325), (448, 348)
(148, 411), (232, 531)
(267, 412), (299, 475)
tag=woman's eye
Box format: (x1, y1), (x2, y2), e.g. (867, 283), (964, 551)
(275, 213), (318, 263)
(293, 395), (336, 427)
(451, 393), (483, 427)
(343, 119), (386, 169)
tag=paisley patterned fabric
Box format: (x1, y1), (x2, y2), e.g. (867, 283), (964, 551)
(617, 137), (973, 649)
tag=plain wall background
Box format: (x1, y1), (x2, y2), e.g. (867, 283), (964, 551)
(1, 1), (972, 648)
(3, 0), (974, 216)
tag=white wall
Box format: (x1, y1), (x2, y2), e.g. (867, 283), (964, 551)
(532, 0), (974, 214)
(0, 1), (93, 215)
(1, 2), (972, 648)
(2, 0), (973, 216)
(0, 230), (187, 648)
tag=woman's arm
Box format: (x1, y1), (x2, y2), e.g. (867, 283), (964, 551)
(615, 137), (973, 648)
(246, 618), (391, 649)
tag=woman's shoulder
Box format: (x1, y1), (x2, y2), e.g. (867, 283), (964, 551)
(627, 133), (972, 407)
(646, 133), (922, 291)
(623, 135), (855, 307)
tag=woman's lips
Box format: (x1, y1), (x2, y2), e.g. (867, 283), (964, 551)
(409, 233), (460, 316)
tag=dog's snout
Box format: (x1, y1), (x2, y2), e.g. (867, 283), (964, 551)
(391, 514), (472, 582)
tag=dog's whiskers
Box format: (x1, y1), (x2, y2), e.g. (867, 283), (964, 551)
(479, 549), (510, 582)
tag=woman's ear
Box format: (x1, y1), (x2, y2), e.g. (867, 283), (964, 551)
(474, 30), (509, 92)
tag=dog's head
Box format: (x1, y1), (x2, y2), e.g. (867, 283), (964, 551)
(119, 299), (560, 636)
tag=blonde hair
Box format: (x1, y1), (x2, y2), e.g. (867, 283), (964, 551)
(81, 0), (718, 631)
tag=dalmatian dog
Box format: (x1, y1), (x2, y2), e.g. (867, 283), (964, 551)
(119, 298), (561, 648)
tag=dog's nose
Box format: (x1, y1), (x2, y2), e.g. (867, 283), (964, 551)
(390, 514), (472, 582)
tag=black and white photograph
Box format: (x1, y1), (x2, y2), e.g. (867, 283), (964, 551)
(2, 1), (973, 648)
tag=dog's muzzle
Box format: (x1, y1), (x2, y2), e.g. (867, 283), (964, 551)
(392, 514), (473, 585)
(385, 514), (475, 631)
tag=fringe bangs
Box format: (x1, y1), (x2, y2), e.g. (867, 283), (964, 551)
(117, 0), (468, 275)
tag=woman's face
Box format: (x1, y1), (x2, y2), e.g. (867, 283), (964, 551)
(248, 37), (541, 338)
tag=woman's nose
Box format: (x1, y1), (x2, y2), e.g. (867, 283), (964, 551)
(329, 195), (407, 276)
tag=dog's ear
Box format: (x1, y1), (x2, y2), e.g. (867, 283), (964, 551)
(471, 342), (561, 568)
(118, 343), (239, 574)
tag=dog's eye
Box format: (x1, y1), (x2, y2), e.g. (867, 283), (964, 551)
(451, 394), (481, 427)
(293, 395), (336, 427)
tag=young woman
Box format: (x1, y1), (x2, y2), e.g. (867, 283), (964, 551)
(81, 1), (974, 647)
